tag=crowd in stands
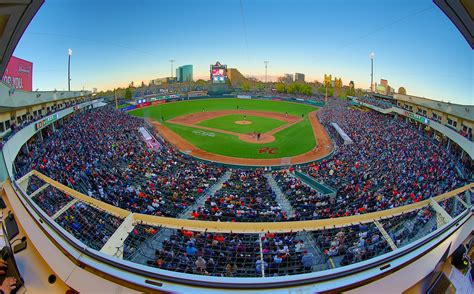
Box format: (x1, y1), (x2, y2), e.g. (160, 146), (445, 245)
(272, 170), (333, 220)
(314, 223), (390, 266)
(356, 96), (393, 109)
(0, 99), (90, 146)
(31, 185), (72, 217)
(380, 206), (437, 248)
(15, 105), (225, 218)
(124, 228), (316, 277)
(301, 99), (467, 218)
(191, 170), (286, 222)
(55, 201), (123, 251)
(15, 99), (469, 224)
(11, 96), (471, 278)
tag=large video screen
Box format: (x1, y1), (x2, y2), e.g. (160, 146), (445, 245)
(210, 62), (227, 84)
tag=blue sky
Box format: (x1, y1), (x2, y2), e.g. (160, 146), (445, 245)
(13, 0), (473, 104)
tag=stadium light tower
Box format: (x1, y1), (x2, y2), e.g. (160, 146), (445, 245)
(370, 52), (375, 92)
(264, 61), (269, 83)
(170, 59), (175, 78)
(68, 48), (72, 91)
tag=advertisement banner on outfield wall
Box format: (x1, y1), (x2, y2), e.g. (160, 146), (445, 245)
(120, 105), (137, 112)
(136, 102), (151, 109)
(152, 100), (166, 105)
(2, 56), (33, 91)
(237, 95), (252, 99)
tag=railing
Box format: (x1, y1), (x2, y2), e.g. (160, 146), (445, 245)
(9, 169), (472, 290)
(19, 170), (472, 233)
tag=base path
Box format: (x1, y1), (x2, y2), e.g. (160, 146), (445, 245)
(149, 110), (334, 166)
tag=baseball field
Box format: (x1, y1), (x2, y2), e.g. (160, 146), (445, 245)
(129, 98), (333, 165)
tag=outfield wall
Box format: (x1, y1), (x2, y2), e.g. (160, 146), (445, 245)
(121, 95), (325, 112)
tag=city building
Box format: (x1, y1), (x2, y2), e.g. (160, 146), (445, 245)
(375, 78), (392, 95)
(295, 72), (305, 82)
(334, 77), (343, 88)
(176, 65), (193, 83)
(227, 68), (248, 87)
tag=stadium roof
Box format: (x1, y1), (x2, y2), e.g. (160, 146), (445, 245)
(394, 93), (474, 121)
(0, 0), (44, 76)
(434, 0), (474, 49)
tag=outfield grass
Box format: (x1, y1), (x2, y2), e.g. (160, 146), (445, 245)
(129, 98), (316, 121)
(129, 98), (318, 159)
(195, 114), (287, 134)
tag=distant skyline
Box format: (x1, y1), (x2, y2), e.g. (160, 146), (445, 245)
(12, 0), (473, 104)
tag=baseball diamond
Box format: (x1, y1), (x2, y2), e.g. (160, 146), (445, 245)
(129, 98), (334, 165)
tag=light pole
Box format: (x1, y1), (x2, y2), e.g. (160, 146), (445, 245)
(370, 52), (375, 92)
(264, 61), (269, 83)
(68, 49), (72, 91)
(170, 59), (175, 79)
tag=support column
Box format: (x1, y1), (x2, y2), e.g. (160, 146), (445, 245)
(464, 190), (471, 206)
(258, 232), (265, 277)
(455, 195), (468, 209)
(51, 198), (79, 220)
(374, 220), (398, 251)
(446, 138), (451, 151)
(100, 213), (135, 259)
(429, 198), (453, 227)
(29, 183), (49, 198)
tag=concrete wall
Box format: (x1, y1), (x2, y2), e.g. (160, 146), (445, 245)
(0, 81), (91, 108)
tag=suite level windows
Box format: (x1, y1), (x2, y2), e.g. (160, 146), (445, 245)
(447, 118), (458, 128)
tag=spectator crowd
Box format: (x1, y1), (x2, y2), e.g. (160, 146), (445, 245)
(13, 98), (471, 278)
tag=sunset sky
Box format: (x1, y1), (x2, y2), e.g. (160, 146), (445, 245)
(13, 0), (473, 104)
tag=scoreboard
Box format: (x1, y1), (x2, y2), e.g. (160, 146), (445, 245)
(210, 61), (227, 84)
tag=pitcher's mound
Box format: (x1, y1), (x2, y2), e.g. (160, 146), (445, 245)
(235, 120), (253, 125)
